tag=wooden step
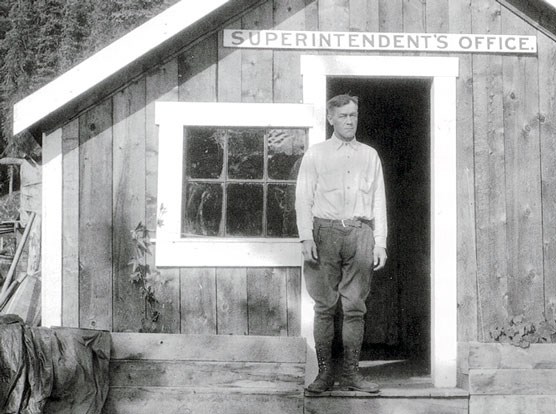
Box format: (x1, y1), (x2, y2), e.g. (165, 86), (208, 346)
(305, 387), (469, 414)
(104, 386), (304, 414)
(104, 333), (306, 414)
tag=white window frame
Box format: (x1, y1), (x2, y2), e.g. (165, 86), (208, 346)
(300, 55), (459, 388)
(154, 101), (313, 267)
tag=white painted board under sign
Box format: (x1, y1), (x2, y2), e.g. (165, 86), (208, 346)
(223, 30), (537, 54)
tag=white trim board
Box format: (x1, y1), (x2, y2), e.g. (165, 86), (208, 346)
(300, 55), (459, 388)
(13, 0), (231, 135)
(42, 129), (63, 327)
(155, 102), (314, 267)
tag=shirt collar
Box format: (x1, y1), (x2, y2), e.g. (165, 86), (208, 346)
(330, 133), (359, 150)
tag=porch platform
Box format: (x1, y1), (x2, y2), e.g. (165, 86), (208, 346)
(103, 333), (469, 413)
(305, 380), (469, 414)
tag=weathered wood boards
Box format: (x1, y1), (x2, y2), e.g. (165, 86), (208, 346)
(104, 333), (305, 414)
(539, 31), (556, 319)
(79, 99), (113, 331)
(501, 6), (544, 323)
(57, 0), (556, 350)
(62, 119), (79, 328)
(472, 0), (508, 341)
(464, 342), (556, 414)
(305, 395), (468, 414)
(110, 332), (306, 362)
(112, 80), (147, 332)
(103, 388), (304, 414)
(145, 59), (180, 333)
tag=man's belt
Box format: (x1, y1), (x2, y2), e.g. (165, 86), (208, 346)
(314, 217), (374, 229)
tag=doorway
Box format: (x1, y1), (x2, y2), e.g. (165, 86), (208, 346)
(327, 77), (431, 380)
(300, 55), (458, 387)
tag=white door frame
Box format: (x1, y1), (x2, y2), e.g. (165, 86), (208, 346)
(300, 55), (459, 388)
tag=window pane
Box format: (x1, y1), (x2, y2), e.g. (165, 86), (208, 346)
(267, 184), (298, 237)
(226, 183), (263, 236)
(267, 129), (306, 180)
(228, 129), (264, 179)
(185, 127), (224, 179)
(183, 182), (223, 236)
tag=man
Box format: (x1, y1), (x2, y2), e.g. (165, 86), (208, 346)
(295, 94), (387, 394)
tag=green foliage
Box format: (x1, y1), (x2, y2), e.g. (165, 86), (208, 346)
(0, 0), (177, 158)
(129, 221), (164, 332)
(490, 309), (556, 348)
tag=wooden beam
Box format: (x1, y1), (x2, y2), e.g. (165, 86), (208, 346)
(468, 342), (556, 369)
(470, 395), (556, 413)
(431, 75), (458, 388)
(306, 396), (468, 414)
(42, 128), (63, 327)
(109, 360), (304, 388)
(110, 332), (306, 363)
(469, 369), (556, 395)
(103, 387), (304, 414)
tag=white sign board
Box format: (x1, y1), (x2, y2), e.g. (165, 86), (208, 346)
(223, 30), (537, 54)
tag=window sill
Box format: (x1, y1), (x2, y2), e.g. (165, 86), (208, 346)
(154, 238), (303, 267)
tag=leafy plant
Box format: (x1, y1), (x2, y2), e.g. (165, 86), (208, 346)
(129, 222), (161, 331)
(490, 309), (556, 348)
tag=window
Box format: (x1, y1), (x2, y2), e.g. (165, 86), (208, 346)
(155, 102), (314, 267)
(183, 127), (305, 238)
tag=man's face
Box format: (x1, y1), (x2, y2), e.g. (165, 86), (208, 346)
(327, 101), (358, 141)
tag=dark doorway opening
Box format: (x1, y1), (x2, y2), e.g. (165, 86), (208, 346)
(328, 77), (431, 381)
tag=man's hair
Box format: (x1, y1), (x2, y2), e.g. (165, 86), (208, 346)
(326, 94), (359, 114)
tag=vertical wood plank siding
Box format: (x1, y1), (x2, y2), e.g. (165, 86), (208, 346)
(181, 268), (218, 334)
(247, 268), (289, 336)
(242, 2), (274, 102)
(62, 118), (79, 327)
(112, 80), (147, 332)
(539, 32), (556, 314)
(218, 19), (242, 102)
(79, 99), (113, 330)
(402, 0), (425, 33)
(450, 0), (478, 342)
(501, 8), (544, 322)
(472, 0), (508, 341)
(216, 268), (249, 335)
(61, 0), (556, 338)
(145, 60), (181, 333)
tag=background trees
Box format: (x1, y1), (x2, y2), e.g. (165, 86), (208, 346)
(0, 0), (177, 162)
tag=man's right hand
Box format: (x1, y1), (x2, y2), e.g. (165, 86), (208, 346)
(301, 240), (318, 263)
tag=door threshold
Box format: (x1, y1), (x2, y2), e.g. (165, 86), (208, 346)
(304, 385), (468, 399)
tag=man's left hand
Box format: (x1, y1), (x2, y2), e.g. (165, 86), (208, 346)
(373, 247), (387, 271)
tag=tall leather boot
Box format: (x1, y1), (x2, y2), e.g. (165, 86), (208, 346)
(339, 346), (380, 393)
(306, 341), (335, 393)
(339, 320), (380, 393)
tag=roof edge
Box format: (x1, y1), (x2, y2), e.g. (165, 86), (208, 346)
(13, 0), (230, 135)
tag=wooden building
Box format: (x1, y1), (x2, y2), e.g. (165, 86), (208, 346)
(13, 0), (556, 412)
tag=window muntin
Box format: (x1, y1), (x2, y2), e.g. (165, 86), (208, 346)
(182, 127), (306, 238)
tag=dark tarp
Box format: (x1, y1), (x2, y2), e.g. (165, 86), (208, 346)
(0, 315), (110, 414)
